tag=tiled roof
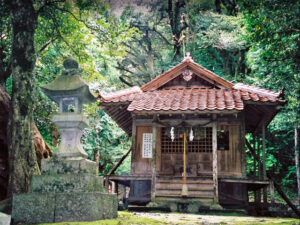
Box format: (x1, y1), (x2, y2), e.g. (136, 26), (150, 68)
(234, 83), (281, 99)
(127, 87), (243, 111)
(98, 57), (284, 112)
(99, 86), (142, 103)
(99, 85), (283, 112)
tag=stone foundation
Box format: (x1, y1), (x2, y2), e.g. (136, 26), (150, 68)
(12, 158), (118, 224)
(12, 192), (117, 223)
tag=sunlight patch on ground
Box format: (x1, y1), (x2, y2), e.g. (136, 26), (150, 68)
(37, 211), (300, 225)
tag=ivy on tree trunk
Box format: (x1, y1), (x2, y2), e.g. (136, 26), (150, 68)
(7, 0), (39, 197)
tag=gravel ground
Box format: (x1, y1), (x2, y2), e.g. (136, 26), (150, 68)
(132, 212), (300, 224)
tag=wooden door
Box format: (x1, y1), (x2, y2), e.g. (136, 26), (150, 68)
(132, 126), (152, 175)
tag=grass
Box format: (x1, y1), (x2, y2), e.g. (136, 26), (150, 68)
(38, 212), (162, 225)
(35, 211), (300, 225)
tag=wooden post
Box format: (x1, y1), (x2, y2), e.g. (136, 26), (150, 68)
(246, 139), (300, 217)
(262, 124), (268, 203)
(107, 147), (132, 176)
(253, 135), (256, 176)
(105, 176), (109, 193)
(181, 131), (188, 196)
(151, 117), (157, 201)
(270, 180), (275, 205)
(183, 131), (187, 184)
(116, 182), (119, 196)
(112, 181), (116, 194)
(253, 135), (260, 204)
(240, 112), (247, 177)
(212, 114), (220, 205)
(131, 114), (136, 174)
(257, 135), (262, 203)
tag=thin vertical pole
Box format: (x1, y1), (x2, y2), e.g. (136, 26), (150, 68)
(131, 114), (136, 174)
(183, 131), (187, 184)
(270, 180), (275, 205)
(262, 125), (267, 179)
(181, 131), (188, 196)
(151, 118), (157, 201)
(253, 135), (256, 176)
(212, 115), (219, 204)
(262, 124), (268, 203)
(240, 112), (247, 177)
(257, 135), (262, 203)
(253, 135), (259, 204)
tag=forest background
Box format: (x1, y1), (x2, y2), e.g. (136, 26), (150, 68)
(0, 0), (299, 202)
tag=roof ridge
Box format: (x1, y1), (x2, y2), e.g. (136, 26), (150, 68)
(233, 83), (280, 97)
(141, 58), (234, 91)
(99, 86), (142, 100)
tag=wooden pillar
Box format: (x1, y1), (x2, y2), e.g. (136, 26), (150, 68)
(212, 114), (219, 205)
(270, 180), (275, 205)
(131, 114), (136, 174)
(181, 131), (188, 196)
(105, 176), (109, 193)
(112, 181), (116, 194)
(151, 117), (157, 201)
(262, 124), (268, 203)
(240, 112), (247, 177)
(257, 135), (262, 203)
(115, 182), (119, 196)
(253, 135), (260, 204)
(253, 136), (256, 176)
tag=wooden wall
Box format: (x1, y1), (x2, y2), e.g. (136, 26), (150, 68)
(131, 126), (162, 175)
(132, 121), (243, 178)
(217, 124), (242, 177)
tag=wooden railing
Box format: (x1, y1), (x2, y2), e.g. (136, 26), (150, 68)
(105, 147), (132, 192)
(246, 139), (300, 217)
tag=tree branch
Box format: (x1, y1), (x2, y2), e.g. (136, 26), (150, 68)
(152, 27), (172, 45)
(119, 76), (133, 87)
(37, 37), (58, 53)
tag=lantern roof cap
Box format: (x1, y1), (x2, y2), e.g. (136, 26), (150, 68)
(40, 57), (96, 104)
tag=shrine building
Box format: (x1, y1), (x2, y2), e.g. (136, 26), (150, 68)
(98, 55), (286, 211)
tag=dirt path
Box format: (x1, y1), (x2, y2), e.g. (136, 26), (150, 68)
(132, 212), (300, 224)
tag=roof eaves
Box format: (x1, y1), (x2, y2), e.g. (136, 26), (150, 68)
(98, 86), (142, 102)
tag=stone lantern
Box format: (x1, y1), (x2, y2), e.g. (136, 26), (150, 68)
(40, 57), (96, 159)
(12, 58), (117, 224)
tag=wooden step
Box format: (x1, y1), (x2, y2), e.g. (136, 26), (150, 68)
(155, 183), (213, 191)
(155, 196), (214, 206)
(155, 189), (214, 198)
(157, 179), (213, 184)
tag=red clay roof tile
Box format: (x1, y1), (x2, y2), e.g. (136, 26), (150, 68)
(99, 84), (283, 112)
(125, 87), (248, 112)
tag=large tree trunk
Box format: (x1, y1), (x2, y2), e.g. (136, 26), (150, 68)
(0, 86), (52, 201)
(7, 0), (39, 197)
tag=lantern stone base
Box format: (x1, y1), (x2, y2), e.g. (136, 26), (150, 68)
(30, 174), (104, 193)
(12, 192), (117, 223)
(0, 212), (11, 225)
(12, 157), (117, 224)
(41, 158), (97, 175)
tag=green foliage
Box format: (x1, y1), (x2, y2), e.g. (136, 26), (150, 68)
(2, 0), (298, 198)
(82, 108), (131, 176)
(240, 0), (299, 197)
